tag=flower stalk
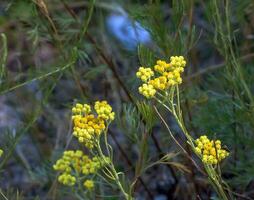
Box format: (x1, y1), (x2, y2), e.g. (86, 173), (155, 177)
(136, 56), (230, 199)
(53, 101), (132, 199)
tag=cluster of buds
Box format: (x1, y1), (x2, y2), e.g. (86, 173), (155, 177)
(195, 135), (229, 165)
(53, 150), (108, 189)
(136, 56), (187, 98)
(72, 101), (115, 149)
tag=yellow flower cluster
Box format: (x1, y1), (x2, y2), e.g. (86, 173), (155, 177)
(84, 179), (94, 190)
(0, 149), (3, 157)
(72, 103), (91, 115)
(58, 173), (76, 186)
(136, 67), (154, 82)
(72, 101), (114, 149)
(53, 150), (107, 187)
(138, 83), (156, 99)
(94, 101), (115, 121)
(195, 135), (229, 165)
(136, 56), (187, 98)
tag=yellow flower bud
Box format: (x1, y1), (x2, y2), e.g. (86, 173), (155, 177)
(195, 135), (229, 165)
(84, 180), (94, 190)
(0, 149), (3, 157)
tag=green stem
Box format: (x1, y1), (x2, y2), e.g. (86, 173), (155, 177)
(154, 97), (172, 112)
(96, 140), (132, 200)
(157, 85), (228, 200)
(74, 170), (88, 199)
(205, 165), (228, 200)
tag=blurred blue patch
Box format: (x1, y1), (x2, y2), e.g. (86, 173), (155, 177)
(106, 14), (151, 50)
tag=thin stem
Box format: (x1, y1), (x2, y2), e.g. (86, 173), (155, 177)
(108, 130), (154, 199)
(205, 166), (228, 200)
(154, 106), (205, 175)
(0, 189), (8, 200)
(154, 97), (172, 112)
(96, 139), (132, 200)
(155, 86), (229, 199)
(75, 171), (87, 199)
(79, 0), (95, 43)
(103, 124), (111, 159)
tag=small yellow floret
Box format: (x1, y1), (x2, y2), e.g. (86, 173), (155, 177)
(170, 56), (186, 68)
(84, 179), (94, 190)
(0, 149), (3, 157)
(72, 103), (91, 116)
(72, 101), (114, 148)
(58, 173), (76, 186)
(149, 76), (167, 90)
(195, 147), (201, 154)
(94, 101), (115, 121)
(136, 56), (187, 98)
(138, 83), (156, 98)
(53, 150), (108, 187)
(136, 67), (154, 82)
(195, 135), (229, 165)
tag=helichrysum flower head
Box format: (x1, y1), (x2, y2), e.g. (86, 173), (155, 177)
(194, 135), (229, 165)
(58, 173), (76, 186)
(136, 67), (154, 82)
(136, 56), (187, 98)
(53, 150), (107, 187)
(154, 60), (170, 73)
(138, 83), (156, 98)
(72, 103), (91, 116)
(170, 56), (186, 69)
(94, 101), (115, 121)
(84, 179), (94, 190)
(0, 149), (3, 157)
(72, 101), (114, 148)
(149, 76), (167, 90)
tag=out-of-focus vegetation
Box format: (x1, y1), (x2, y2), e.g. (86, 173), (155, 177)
(0, 0), (254, 199)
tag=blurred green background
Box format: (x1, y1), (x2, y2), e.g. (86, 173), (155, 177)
(0, 0), (254, 199)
